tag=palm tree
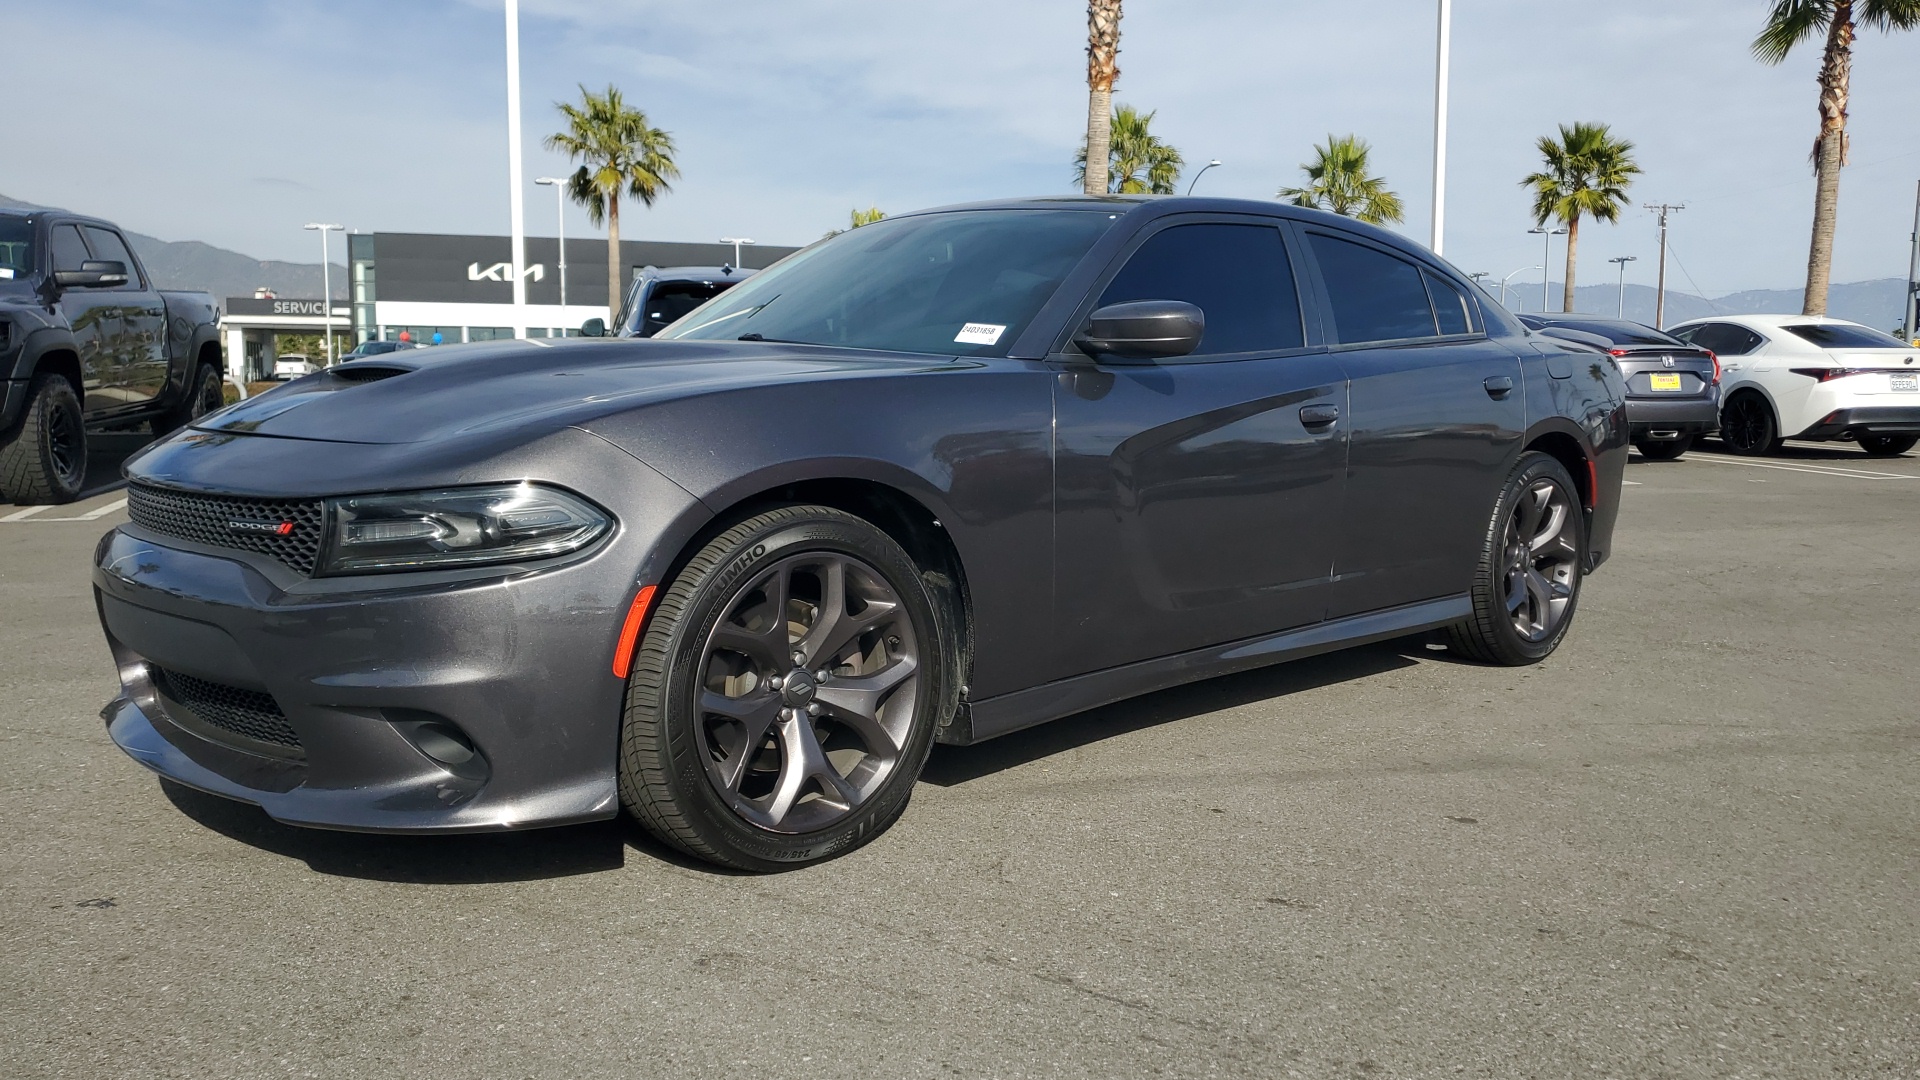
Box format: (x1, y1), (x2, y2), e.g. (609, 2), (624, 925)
(544, 84), (680, 317)
(1522, 122), (1641, 312)
(1082, 0), (1123, 196)
(1755, 0), (1920, 316)
(1277, 135), (1405, 225)
(1074, 105), (1183, 194)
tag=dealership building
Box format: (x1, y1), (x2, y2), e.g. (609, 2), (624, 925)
(219, 232), (799, 380)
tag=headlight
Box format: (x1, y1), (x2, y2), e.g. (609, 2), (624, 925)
(317, 482), (611, 575)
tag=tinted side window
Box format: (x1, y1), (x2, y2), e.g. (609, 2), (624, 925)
(1099, 223), (1304, 355)
(1683, 322), (1763, 356)
(81, 227), (142, 289)
(49, 225), (90, 273)
(643, 281), (731, 336)
(1307, 233), (1436, 344)
(1424, 270), (1471, 335)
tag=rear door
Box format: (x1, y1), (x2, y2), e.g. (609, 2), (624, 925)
(81, 225), (168, 408)
(1296, 226), (1525, 618)
(1050, 216), (1348, 674)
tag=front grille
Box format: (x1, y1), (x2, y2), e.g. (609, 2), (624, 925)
(154, 668), (302, 750)
(126, 483), (325, 575)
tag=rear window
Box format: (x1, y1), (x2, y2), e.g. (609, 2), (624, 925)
(1782, 323), (1909, 350)
(1527, 316), (1679, 348)
(641, 281), (735, 336)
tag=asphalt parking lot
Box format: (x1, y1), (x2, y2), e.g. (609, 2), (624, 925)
(2, 440), (1917, 1079)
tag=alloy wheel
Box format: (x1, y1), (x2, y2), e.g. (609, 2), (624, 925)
(46, 397), (84, 489)
(1721, 395), (1772, 454)
(694, 552), (920, 834)
(1503, 478), (1579, 642)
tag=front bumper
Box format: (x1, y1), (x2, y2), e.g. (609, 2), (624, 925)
(1624, 392), (1719, 438)
(94, 429), (705, 833)
(1793, 406), (1920, 441)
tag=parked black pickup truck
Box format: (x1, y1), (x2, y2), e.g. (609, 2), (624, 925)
(0, 207), (224, 503)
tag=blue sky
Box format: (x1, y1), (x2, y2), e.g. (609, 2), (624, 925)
(4, 0), (1918, 294)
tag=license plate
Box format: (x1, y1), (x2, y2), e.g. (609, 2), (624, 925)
(1648, 372), (1683, 391)
(1893, 373), (1918, 392)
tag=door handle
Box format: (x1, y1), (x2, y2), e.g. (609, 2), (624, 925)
(1299, 403), (1340, 427)
(1484, 375), (1515, 398)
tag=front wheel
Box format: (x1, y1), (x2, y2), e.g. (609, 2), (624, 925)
(617, 505), (953, 871)
(0, 374), (87, 505)
(1858, 434), (1918, 457)
(1634, 435), (1693, 461)
(1446, 452), (1587, 666)
(1719, 392), (1780, 456)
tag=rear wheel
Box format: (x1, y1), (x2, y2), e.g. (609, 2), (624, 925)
(1633, 435), (1693, 461)
(0, 374), (87, 505)
(156, 362), (224, 434)
(1446, 452), (1586, 666)
(1858, 434), (1918, 457)
(1719, 392), (1780, 456)
(617, 505), (952, 871)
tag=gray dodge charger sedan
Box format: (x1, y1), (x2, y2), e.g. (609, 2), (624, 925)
(95, 196), (1627, 871)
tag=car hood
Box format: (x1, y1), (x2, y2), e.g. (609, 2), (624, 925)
(192, 338), (952, 445)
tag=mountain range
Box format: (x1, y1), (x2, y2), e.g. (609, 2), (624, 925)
(5, 190), (1912, 329)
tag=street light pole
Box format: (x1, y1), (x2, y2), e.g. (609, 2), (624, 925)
(1430, 0), (1452, 254)
(1499, 265), (1541, 309)
(1529, 226), (1567, 312)
(535, 177), (568, 311)
(1904, 179), (1920, 343)
(719, 237), (756, 268)
(303, 223), (342, 365)
(504, 0), (528, 338)
(1609, 255), (1637, 319)
(1186, 159), (1223, 195)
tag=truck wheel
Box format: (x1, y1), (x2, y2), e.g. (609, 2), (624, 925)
(156, 362), (224, 434)
(0, 374), (87, 505)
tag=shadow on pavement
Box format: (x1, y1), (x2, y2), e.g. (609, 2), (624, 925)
(1691, 436), (1915, 463)
(79, 432), (152, 499)
(157, 778), (752, 882)
(922, 638), (1424, 786)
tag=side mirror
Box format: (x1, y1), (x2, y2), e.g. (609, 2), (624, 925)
(578, 317), (606, 338)
(53, 260), (129, 289)
(1073, 300), (1204, 360)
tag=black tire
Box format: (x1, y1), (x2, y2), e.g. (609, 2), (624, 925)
(1719, 391), (1781, 456)
(156, 361), (224, 434)
(0, 374), (87, 505)
(1634, 435), (1693, 461)
(1446, 451), (1587, 666)
(617, 505), (954, 871)
(1858, 434), (1918, 458)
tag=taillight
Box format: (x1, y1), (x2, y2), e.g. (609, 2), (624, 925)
(1791, 367), (1852, 382)
(1708, 350), (1720, 385)
(1608, 348), (1628, 357)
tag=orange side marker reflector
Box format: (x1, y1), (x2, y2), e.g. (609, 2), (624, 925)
(611, 585), (658, 679)
(1586, 458), (1599, 509)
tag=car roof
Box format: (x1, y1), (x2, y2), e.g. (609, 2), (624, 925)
(1670, 313), (1867, 331)
(639, 265), (758, 283)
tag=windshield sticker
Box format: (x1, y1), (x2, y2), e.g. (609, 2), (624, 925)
(0, 268), (14, 279)
(955, 322), (1005, 345)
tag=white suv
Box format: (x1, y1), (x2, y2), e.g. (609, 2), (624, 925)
(1669, 315), (1920, 456)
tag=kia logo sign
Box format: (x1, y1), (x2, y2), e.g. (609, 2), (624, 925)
(468, 262), (547, 283)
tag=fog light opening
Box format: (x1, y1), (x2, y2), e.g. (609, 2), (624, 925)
(388, 712), (490, 783)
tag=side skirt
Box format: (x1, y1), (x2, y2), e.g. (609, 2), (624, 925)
(943, 594), (1472, 746)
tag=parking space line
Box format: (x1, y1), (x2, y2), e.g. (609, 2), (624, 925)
(75, 498), (129, 520)
(0, 505), (51, 522)
(1690, 456), (1920, 481)
(2, 497), (129, 524)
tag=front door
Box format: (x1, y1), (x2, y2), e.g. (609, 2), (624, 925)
(81, 225), (168, 409)
(47, 223), (120, 417)
(1051, 218), (1348, 678)
(1294, 227), (1525, 618)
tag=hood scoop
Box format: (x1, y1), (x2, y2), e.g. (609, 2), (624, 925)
(328, 360), (419, 384)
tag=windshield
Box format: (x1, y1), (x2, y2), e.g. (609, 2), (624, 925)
(657, 209), (1117, 356)
(1783, 322), (1911, 350)
(635, 281), (737, 336)
(0, 218), (32, 287)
